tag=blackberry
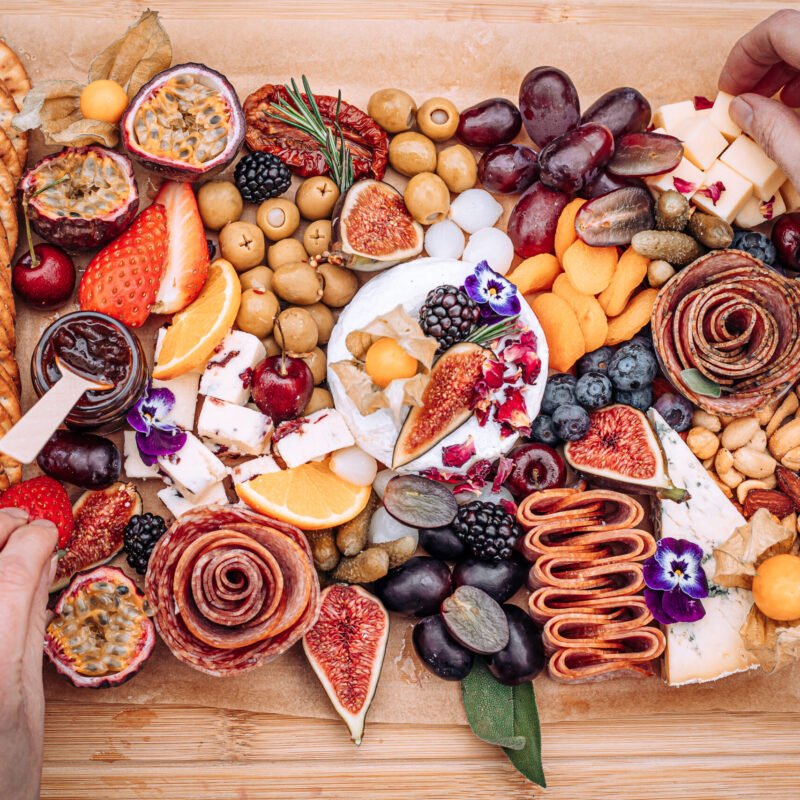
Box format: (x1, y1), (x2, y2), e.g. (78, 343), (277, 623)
(452, 501), (521, 562)
(123, 513), (167, 575)
(731, 229), (777, 267)
(234, 152), (292, 203)
(419, 285), (481, 351)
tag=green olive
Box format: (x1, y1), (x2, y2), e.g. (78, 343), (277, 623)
(274, 307), (319, 354)
(235, 288), (279, 339)
(239, 265), (274, 292)
(417, 97), (459, 142)
(304, 219), (332, 257)
(267, 238), (308, 269)
(436, 144), (478, 193)
(403, 172), (450, 225)
(272, 262), (324, 305)
(219, 221), (266, 271)
(367, 88), (417, 133)
(388, 132), (437, 177)
(318, 262), (359, 307)
(303, 387), (334, 415)
(197, 181), (243, 231)
(302, 346), (327, 385)
(296, 176), (340, 221)
(256, 198), (300, 240)
(304, 302), (335, 344)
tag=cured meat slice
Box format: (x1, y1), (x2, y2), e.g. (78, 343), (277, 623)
(652, 250), (800, 417)
(146, 505), (320, 677)
(516, 488), (665, 683)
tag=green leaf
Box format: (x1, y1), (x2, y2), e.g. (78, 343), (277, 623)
(503, 680), (546, 788)
(461, 659), (525, 750)
(681, 368), (722, 398)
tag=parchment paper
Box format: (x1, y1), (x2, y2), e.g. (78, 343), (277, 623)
(4, 11), (797, 723)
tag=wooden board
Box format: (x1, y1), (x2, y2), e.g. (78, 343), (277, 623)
(7, 1), (800, 798)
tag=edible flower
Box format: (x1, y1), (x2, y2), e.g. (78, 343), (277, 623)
(501, 330), (542, 385)
(643, 537), (708, 625)
(441, 436), (476, 469)
(464, 260), (521, 318)
(696, 181), (726, 206)
(127, 383), (186, 465)
(495, 387), (532, 438)
(760, 196), (776, 221)
(672, 177), (697, 195)
(693, 95), (714, 110)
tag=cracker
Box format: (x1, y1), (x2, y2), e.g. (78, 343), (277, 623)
(0, 372), (21, 423)
(0, 218), (9, 268)
(0, 148), (15, 199)
(0, 83), (26, 169)
(0, 400), (21, 485)
(0, 348), (20, 388)
(0, 41), (31, 111)
(0, 185), (17, 254)
(0, 126), (20, 184)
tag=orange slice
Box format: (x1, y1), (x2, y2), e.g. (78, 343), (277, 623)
(152, 259), (241, 380)
(236, 459), (372, 530)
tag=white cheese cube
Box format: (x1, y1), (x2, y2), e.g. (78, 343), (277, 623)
(199, 330), (266, 406)
(652, 100), (696, 134)
(672, 117), (728, 170)
(275, 409), (355, 469)
(157, 482), (229, 518)
(231, 455), (281, 485)
(708, 91), (742, 141)
(720, 135), (785, 201)
(151, 372), (200, 431)
(123, 431), (159, 479)
(154, 328), (202, 375)
(197, 398), (273, 456)
(157, 432), (228, 497)
(734, 190), (787, 229)
(781, 179), (800, 212)
(645, 156), (705, 197)
(692, 160), (753, 223)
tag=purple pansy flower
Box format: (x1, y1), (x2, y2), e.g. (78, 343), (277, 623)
(126, 383), (186, 466)
(643, 537), (709, 625)
(464, 260), (521, 318)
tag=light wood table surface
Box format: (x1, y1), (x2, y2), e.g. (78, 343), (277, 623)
(6, 1), (800, 797)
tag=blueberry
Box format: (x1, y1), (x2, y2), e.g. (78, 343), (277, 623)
(574, 371), (614, 410)
(653, 392), (693, 432)
(731, 229), (777, 267)
(577, 346), (615, 376)
(628, 332), (653, 351)
(551, 404), (591, 441)
(531, 414), (560, 445)
(607, 344), (657, 391)
(541, 374), (577, 415)
(616, 386), (653, 411)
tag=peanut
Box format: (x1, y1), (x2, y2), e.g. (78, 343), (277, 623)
(765, 393), (799, 438)
(719, 414), (737, 427)
(733, 446), (777, 479)
(720, 416), (760, 451)
(768, 418), (800, 460)
(691, 409), (721, 433)
(702, 457), (714, 470)
(718, 466), (744, 489)
(711, 475), (733, 499)
(715, 448), (734, 474)
(780, 446), (800, 472)
(737, 479), (771, 505)
(747, 428), (768, 452)
(757, 394), (784, 427)
(782, 512), (797, 532)
(687, 427), (720, 460)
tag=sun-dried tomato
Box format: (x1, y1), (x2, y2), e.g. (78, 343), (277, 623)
(243, 84), (388, 181)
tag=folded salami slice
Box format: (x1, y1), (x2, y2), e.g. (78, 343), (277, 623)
(652, 250), (800, 417)
(146, 505), (320, 677)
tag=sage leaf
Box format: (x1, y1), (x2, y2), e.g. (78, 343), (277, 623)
(461, 659), (525, 750)
(504, 680), (546, 788)
(681, 368), (722, 398)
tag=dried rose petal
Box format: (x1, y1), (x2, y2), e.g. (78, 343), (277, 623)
(693, 95), (714, 110)
(672, 176), (697, 195)
(482, 356), (505, 390)
(501, 341), (541, 385)
(696, 180), (725, 205)
(494, 387), (531, 436)
(492, 456), (513, 493)
(441, 436), (476, 468)
(760, 196), (775, 221)
(499, 498), (518, 516)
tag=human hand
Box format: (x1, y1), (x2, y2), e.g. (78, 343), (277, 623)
(0, 509), (58, 800)
(719, 9), (800, 188)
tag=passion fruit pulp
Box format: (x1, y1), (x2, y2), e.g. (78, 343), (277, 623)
(44, 566), (155, 688)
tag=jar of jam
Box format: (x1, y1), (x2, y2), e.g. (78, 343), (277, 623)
(32, 311), (148, 433)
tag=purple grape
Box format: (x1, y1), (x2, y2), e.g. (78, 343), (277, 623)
(486, 605), (545, 686)
(581, 87), (651, 138)
(538, 123), (615, 195)
(575, 186), (654, 246)
(374, 556), (452, 617)
(452, 557), (528, 603)
(519, 66), (580, 147)
(457, 98), (522, 149)
(478, 144), (539, 194)
(608, 132), (684, 177)
(507, 182), (570, 258)
(413, 614), (474, 681)
(581, 169), (645, 199)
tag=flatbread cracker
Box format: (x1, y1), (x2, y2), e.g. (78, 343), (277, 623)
(0, 154), (14, 200)
(0, 83), (26, 169)
(0, 41), (31, 111)
(0, 299), (15, 350)
(0, 372), (21, 423)
(0, 348), (21, 388)
(0, 126), (20, 184)
(0, 219), (9, 268)
(0, 185), (17, 254)
(0, 400), (21, 484)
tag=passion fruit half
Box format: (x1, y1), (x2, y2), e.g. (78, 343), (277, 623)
(120, 63), (245, 181)
(45, 566), (155, 689)
(19, 146), (139, 251)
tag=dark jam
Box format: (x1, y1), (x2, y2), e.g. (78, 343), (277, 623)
(48, 317), (131, 387)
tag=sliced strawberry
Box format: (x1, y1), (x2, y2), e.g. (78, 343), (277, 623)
(151, 181), (210, 315)
(1, 476), (74, 549)
(78, 204), (168, 328)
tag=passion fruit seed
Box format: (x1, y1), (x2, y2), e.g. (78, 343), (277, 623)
(441, 585), (510, 655)
(383, 474), (458, 529)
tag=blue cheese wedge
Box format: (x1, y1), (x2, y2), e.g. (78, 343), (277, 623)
(650, 409), (759, 686)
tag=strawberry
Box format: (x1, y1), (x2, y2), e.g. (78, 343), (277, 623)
(78, 204), (168, 328)
(151, 181), (210, 314)
(1, 476), (74, 549)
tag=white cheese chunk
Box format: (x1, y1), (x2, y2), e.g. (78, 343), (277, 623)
(720, 135), (785, 201)
(151, 372), (200, 430)
(275, 409), (355, 469)
(650, 410), (759, 686)
(231, 455), (281, 485)
(123, 431), (159, 479)
(652, 100), (696, 134)
(199, 330), (266, 406)
(673, 117), (728, 171)
(781, 179), (800, 212)
(645, 156), (705, 197)
(692, 160), (753, 223)
(157, 432), (228, 497)
(157, 481), (229, 518)
(197, 397), (273, 456)
(708, 91), (742, 141)
(734, 190), (787, 229)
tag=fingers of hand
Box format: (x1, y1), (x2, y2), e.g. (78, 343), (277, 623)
(730, 93), (800, 189)
(0, 507), (30, 550)
(780, 73), (800, 108)
(719, 9), (800, 95)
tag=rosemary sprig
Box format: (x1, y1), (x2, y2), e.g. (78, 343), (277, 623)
(466, 315), (521, 346)
(265, 75), (355, 194)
